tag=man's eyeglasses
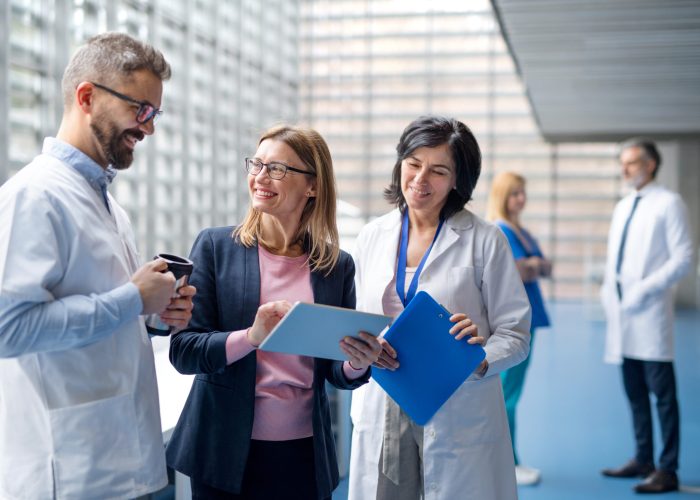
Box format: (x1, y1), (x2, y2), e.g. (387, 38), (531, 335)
(245, 158), (316, 180)
(91, 82), (162, 124)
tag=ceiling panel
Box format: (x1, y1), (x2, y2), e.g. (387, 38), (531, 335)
(491, 0), (700, 141)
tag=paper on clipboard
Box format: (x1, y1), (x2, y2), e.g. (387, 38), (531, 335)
(258, 302), (393, 361)
(372, 291), (486, 425)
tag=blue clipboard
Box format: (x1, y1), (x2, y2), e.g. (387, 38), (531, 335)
(372, 291), (486, 425)
(258, 302), (392, 361)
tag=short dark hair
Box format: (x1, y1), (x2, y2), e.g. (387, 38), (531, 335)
(62, 32), (171, 107)
(620, 137), (662, 178)
(384, 115), (482, 220)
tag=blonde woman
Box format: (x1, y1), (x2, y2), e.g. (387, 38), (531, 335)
(486, 171), (552, 485)
(165, 125), (382, 500)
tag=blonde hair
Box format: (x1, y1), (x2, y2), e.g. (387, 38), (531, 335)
(234, 125), (340, 275)
(486, 171), (526, 223)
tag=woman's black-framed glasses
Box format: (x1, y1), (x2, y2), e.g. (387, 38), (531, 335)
(245, 158), (316, 180)
(91, 82), (162, 124)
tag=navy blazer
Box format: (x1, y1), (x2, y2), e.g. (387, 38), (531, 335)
(165, 226), (369, 498)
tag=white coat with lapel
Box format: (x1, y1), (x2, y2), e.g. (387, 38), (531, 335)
(601, 183), (693, 363)
(0, 156), (166, 499)
(348, 208), (531, 500)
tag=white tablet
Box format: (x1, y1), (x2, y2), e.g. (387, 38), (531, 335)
(258, 302), (393, 361)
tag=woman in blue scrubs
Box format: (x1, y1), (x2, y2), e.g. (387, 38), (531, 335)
(487, 171), (551, 486)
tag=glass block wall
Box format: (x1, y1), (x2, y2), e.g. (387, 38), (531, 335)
(2, 0), (300, 261)
(298, 0), (621, 301)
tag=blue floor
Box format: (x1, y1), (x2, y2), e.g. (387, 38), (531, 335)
(334, 302), (700, 499)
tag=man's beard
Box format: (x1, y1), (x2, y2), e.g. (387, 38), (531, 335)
(625, 171), (648, 190)
(90, 115), (144, 170)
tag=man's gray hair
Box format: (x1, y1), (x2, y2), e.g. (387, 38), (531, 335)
(61, 32), (171, 107)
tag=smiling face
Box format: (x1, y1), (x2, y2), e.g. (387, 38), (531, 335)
(400, 143), (456, 220)
(89, 69), (162, 169)
(506, 182), (527, 219)
(248, 138), (316, 229)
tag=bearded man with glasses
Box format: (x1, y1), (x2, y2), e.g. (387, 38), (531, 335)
(0, 32), (196, 499)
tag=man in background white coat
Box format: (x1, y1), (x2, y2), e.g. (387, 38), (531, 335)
(0, 33), (195, 499)
(600, 138), (693, 494)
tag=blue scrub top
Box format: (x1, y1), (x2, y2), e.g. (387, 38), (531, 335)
(496, 221), (550, 329)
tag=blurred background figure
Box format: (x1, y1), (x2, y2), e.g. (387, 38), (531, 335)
(600, 139), (693, 494)
(487, 171), (552, 486)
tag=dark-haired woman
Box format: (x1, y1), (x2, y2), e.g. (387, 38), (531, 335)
(347, 116), (531, 500)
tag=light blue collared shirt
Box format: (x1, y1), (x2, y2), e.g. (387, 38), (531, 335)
(42, 137), (117, 213)
(0, 138), (143, 357)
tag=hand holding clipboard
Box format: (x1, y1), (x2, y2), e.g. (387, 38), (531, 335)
(373, 302), (486, 372)
(371, 291), (487, 425)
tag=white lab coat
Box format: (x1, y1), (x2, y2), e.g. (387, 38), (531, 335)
(601, 182), (693, 364)
(348, 209), (531, 500)
(0, 155), (167, 498)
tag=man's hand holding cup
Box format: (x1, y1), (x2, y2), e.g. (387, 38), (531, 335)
(136, 254), (196, 335)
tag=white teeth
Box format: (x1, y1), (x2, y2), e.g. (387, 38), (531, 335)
(256, 189), (276, 198)
(410, 186), (430, 195)
(124, 135), (137, 148)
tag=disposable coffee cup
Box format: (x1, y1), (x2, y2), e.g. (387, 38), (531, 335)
(145, 253), (194, 336)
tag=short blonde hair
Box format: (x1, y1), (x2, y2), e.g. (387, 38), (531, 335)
(486, 171), (525, 223)
(234, 125), (340, 275)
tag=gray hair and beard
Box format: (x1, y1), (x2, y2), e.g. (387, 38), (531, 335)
(90, 111), (144, 170)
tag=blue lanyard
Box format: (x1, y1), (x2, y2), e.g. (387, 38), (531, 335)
(396, 211), (445, 307)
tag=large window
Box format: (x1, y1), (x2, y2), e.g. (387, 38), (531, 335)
(2, 0), (622, 300)
(299, 0), (620, 301)
(1, 0), (299, 260)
